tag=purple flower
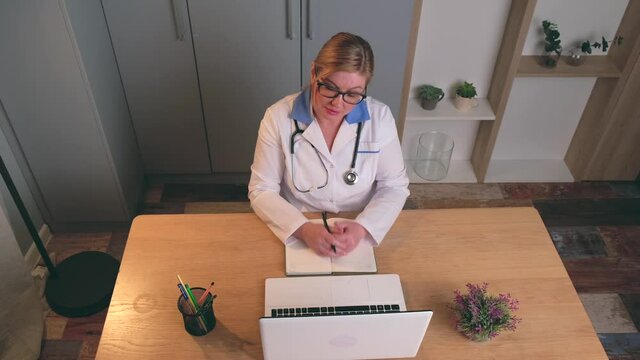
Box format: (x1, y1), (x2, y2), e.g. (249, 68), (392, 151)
(489, 307), (503, 319)
(451, 283), (521, 341)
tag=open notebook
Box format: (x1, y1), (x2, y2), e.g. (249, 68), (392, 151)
(285, 218), (377, 275)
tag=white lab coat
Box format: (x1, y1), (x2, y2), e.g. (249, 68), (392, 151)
(248, 90), (409, 245)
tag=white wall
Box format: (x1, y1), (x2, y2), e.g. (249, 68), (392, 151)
(410, 0), (511, 98)
(492, 77), (595, 160)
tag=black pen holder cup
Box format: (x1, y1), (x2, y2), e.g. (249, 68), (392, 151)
(177, 287), (216, 336)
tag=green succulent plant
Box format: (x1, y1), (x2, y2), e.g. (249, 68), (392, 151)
(418, 85), (444, 101)
(456, 82), (477, 99)
(580, 36), (623, 54)
(542, 20), (562, 55)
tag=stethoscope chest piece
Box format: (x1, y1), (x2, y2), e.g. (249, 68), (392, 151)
(343, 169), (358, 185)
(291, 119), (364, 191)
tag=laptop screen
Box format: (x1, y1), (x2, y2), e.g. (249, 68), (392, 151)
(259, 310), (432, 360)
(261, 274), (432, 359)
(264, 274), (407, 316)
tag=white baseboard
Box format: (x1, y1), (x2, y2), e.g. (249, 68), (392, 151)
(24, 224), (53, 270)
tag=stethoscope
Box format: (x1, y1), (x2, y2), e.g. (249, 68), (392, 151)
(290, 119), (363, 193)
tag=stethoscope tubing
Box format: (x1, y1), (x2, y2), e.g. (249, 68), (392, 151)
(344, 122), (363, 185)
(290, 120), (363, 192)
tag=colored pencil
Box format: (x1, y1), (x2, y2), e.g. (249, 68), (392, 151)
(198, 282), (215, 305)
(186, 284), (212, 329)
(177, 275), (208, 331)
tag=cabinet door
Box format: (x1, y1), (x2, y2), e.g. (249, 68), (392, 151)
(300, 0), (414, 119)
(189, 0), (301, 173)
(102, 0), (210, 174)
(0, 0), (133, 223)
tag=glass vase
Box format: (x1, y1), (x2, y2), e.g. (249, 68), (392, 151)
(539, 51), (561, 68)
(566, 47), (586, 66)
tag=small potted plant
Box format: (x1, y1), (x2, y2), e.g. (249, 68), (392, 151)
(541, 20), (562, 68)
(417, 85), (444, 110)
(567, 35), (624, 66)
(451, 283), (521, 342)
(453, 81), (477, 112)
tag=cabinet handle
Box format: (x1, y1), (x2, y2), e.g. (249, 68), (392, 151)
(306, 0), (313, 40)
(171, 0), (187, 41)
(286, 0), (294, 39)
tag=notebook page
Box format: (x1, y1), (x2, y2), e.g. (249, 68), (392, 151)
(326, 218), (376, 273)
(285, 218), (377, 275)
(330, 237), (377, 273)
(285, 237), (332, 275)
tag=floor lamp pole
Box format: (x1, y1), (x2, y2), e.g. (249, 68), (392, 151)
(0, 154), (57, 277)
(0, 153), (119, 318)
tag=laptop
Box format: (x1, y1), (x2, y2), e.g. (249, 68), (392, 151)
(260, 274), (433, 360)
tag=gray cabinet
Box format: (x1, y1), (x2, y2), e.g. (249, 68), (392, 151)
(101, 0), (210, 174)
(0, 0), (143, 229)
(103, 0), (415, 175)
(188, 0), (302, 173)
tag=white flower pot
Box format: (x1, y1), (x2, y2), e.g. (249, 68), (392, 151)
(454, 94), (478, 112)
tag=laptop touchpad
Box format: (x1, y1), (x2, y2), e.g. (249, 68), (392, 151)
(331, 277), (370, 304)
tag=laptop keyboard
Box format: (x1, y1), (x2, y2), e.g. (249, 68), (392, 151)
(270, 304), (400, 317)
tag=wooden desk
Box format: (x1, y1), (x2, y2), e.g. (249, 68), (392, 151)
(96, 208), (607, 359)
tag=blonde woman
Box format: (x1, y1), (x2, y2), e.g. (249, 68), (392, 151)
(249, 32), (409, 257)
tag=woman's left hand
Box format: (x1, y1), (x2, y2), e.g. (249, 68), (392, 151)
(332, 221), (367, 255)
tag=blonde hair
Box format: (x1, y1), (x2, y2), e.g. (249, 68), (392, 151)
(313, 32), (374, 84)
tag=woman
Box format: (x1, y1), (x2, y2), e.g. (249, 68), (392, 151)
(249, 32), (409, 257)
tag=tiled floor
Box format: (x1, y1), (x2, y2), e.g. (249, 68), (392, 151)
(39, 181), (640, 359)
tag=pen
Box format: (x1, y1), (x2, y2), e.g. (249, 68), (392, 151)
(177, 283), (189, 301)
(177, 275), (187, 292)
(322, 211), (337, 254)
(177, 275), (193, 310)
(177, 275), (199, 312)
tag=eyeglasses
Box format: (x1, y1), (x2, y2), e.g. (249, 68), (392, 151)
(316, 80), (366, 105)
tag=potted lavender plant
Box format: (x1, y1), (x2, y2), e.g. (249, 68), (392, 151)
(451, 283), (521, 342)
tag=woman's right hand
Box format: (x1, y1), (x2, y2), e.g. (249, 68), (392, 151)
(293, 222), (338, 257)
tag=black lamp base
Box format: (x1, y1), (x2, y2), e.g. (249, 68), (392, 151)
(45, 251), (120, 318)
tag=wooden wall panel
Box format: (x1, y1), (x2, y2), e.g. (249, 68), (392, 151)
(471, 0), (537, 182)
(397, 0), (423, 140)
(566, 0), (640, 180)
(585, 54), (640, 179)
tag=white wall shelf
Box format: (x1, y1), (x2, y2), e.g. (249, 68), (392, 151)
(406, 98), (496, 121)
(405, 159), (478, 183)
(484, 159), (574, 183)
(401, 0), (636, 183)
